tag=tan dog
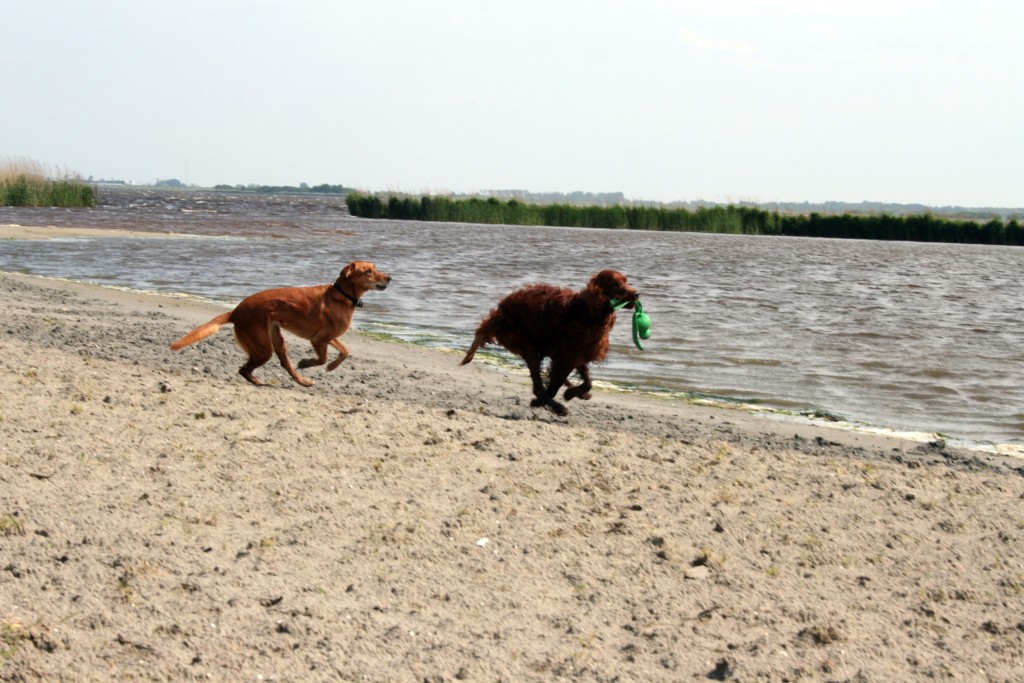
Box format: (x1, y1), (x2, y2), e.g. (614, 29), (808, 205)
(170, 261), (391, 386)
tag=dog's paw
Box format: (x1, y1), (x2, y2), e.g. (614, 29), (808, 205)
(240, 371), (265, 386)
(548, 401), (569, 417)
(563, 386), (592, 402)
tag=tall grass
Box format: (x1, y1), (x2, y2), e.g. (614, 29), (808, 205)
(0, 157), (95, 207)
(346, 192), (1024, 246)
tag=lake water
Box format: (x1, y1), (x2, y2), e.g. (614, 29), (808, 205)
(2, 188), (1022, 448)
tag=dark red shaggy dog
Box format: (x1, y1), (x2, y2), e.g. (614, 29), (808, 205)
(461, 269), (639, 416)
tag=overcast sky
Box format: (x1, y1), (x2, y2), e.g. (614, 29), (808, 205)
(3, 0), (1022, 207)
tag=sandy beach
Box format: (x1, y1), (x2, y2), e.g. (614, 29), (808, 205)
(1, 229), (1023, 680)
(1, 224), (187, 240)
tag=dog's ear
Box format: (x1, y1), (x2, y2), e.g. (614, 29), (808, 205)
(341, 262), (356, 280)
(591, 270), (622, 293)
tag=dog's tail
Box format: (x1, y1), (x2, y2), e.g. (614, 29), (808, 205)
(460, 311), (499, 365)
(169, 312), (232, 351)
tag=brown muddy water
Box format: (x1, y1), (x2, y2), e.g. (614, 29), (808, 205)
(2, 187), (1022, 447)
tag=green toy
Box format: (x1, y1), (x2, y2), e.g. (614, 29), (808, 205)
(610, 298), (651, 351)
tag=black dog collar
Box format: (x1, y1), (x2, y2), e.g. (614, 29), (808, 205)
(332, 281), (363, 307)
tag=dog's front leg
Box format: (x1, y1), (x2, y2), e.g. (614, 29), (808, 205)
(564, 365), (593, 402)
(543, 361), (574, 416)
(523, 352), (553, 410)
(326, 338), (349, 371)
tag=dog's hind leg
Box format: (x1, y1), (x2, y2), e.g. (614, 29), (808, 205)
(271, 324), (314, 387)
(238, 348), (273, 386)
(563, 364), (593, 402)
(234, 325), (274, 386)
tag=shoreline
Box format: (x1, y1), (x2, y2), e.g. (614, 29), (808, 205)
(2, 268), (1023, 680)
(9, 265), (1024, 460)
(4, 223), (1021, 452)
(0, 269), (1000, 459)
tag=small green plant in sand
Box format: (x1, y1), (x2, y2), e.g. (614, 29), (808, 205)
(0, 513), (25, 537)
(1, 620), (31, 662)
(710, 441), (731, 464)
(0, 156), (94, 207)
(116, 573), (135, 603)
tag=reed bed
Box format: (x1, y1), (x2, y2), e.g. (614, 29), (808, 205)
(0, 157), (94, 208)
(346, 192), (1024, 246)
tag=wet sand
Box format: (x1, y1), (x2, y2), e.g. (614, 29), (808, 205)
(1, 223), (184, 240)
(1, 246), (1023, 680)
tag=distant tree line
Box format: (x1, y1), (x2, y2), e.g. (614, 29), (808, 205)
(345, 193), (1024, 246)
(462, 189), (628, 205)
(213, 182), (351, 195)
(439, 189), (1024, 221)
